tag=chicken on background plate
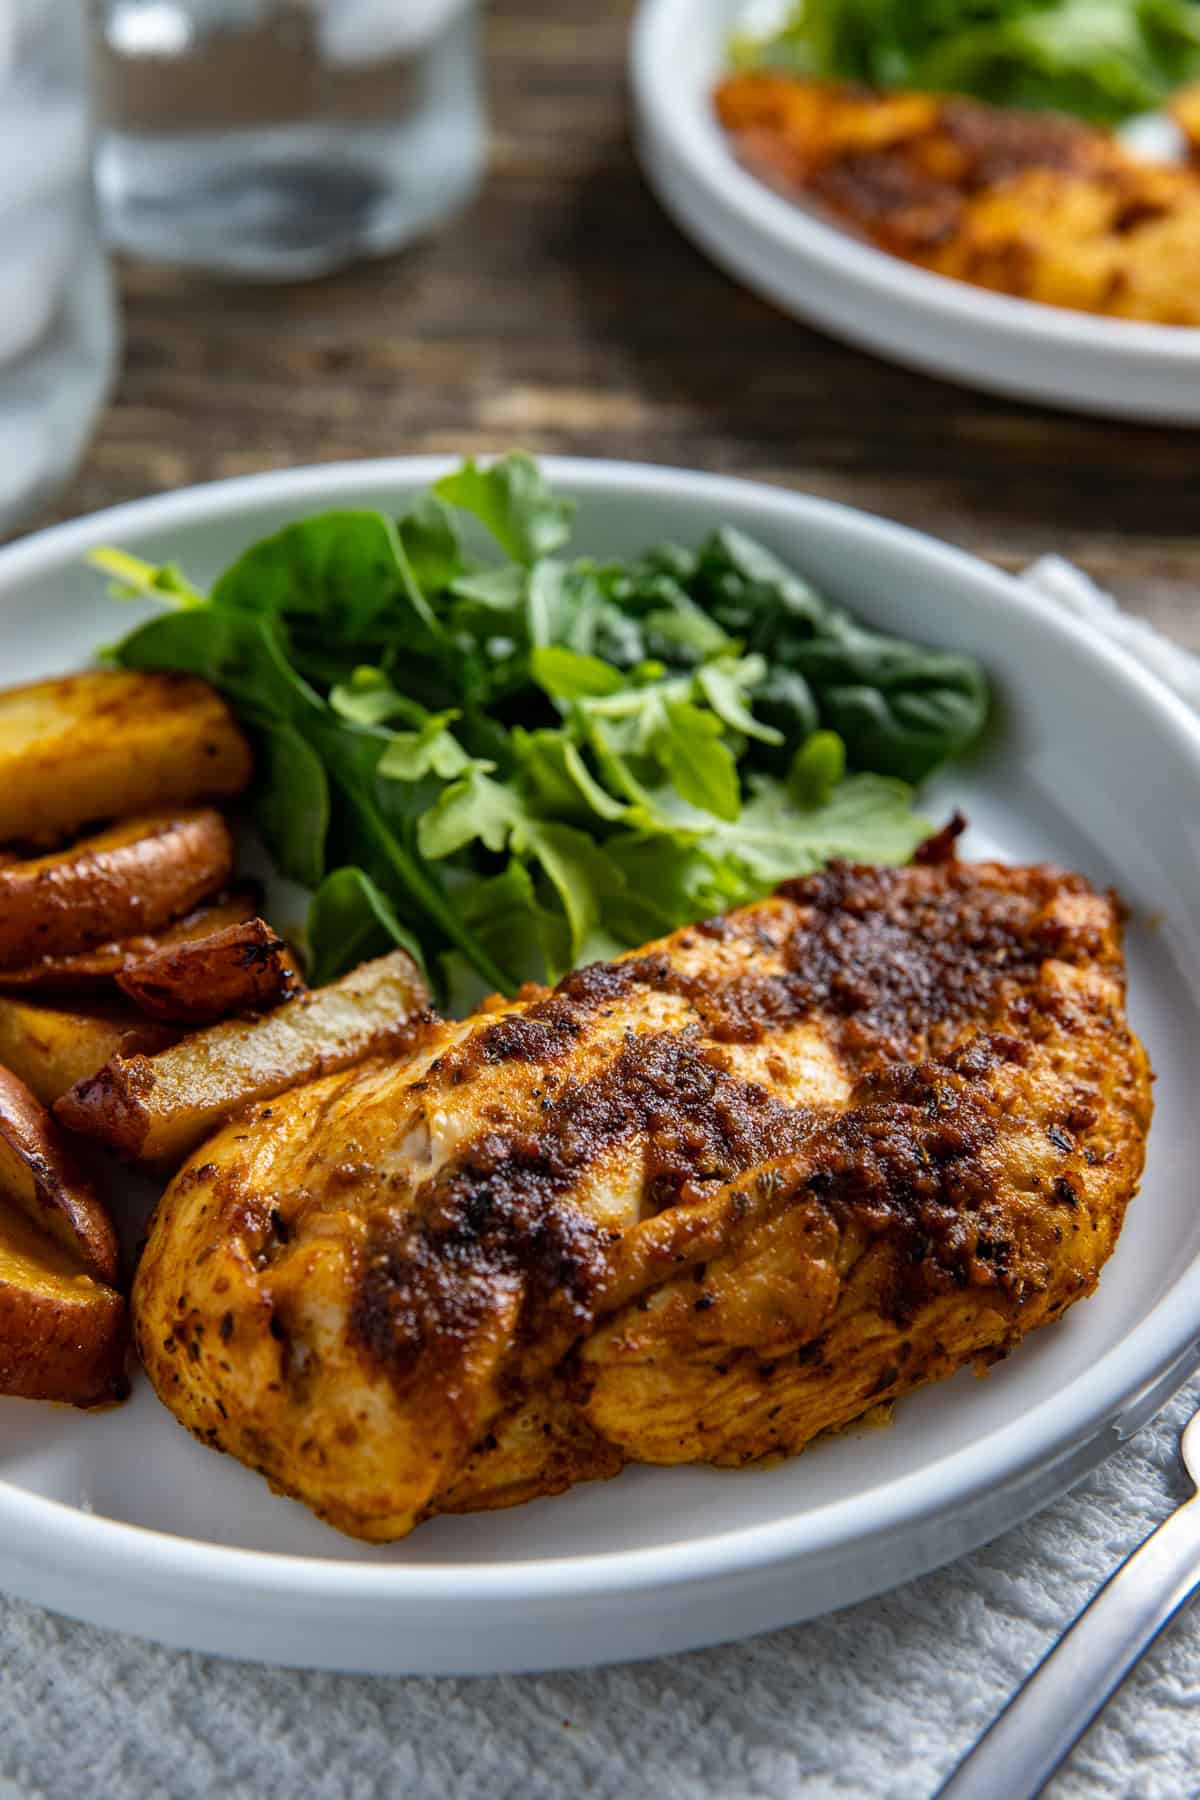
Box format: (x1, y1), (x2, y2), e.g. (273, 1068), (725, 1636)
(716, 72), (1200, 325)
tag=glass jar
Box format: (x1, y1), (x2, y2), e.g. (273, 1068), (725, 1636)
(91, 0), (485, 280)
(0, 0), (117, 535)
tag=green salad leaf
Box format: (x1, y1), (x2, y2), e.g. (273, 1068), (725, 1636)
(307, 867), (425, 987)
(732, 0), (1200, 122)
(95, 454), (987, 999)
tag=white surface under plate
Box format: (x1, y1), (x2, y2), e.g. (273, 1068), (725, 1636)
(2, 459), (1200, 1675)
(632, 0), (1200, 424)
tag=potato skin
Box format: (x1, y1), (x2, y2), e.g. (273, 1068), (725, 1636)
(0, 994), (178, 1105)
(0, 809), (234, 968)
(0, 671), (251, 846)
(0, 886), (262, 992)
(117, 918), (303, 1024)
(0, 1064), (118, 1283)
(0, 1269), (127, 1407)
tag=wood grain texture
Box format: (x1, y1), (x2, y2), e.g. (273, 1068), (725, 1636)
(33, 0), (1200, 647)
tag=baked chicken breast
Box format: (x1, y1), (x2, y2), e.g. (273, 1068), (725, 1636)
(134, 848), (1151, 1540)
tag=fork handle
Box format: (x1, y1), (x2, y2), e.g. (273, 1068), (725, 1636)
(935, 1495), (1200, 1800)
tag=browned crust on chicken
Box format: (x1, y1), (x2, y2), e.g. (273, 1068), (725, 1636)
(133, 856), (1151, 1540)
(716, 73), (1200, 325)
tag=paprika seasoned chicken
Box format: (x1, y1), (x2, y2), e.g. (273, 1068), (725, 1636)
(134, 846), (1151, 1541)
(715, 72), (1200, 325)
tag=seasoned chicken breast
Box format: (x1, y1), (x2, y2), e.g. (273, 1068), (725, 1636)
(134, 847), (1151, 1540)
(716, 73), (1200, 325)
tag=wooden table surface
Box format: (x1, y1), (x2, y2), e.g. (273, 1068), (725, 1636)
(47, 0), (1200, 648)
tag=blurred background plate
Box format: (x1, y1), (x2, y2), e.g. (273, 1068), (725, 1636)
(632, 0), (1200, 425)
(3, 459), (1200, 1673)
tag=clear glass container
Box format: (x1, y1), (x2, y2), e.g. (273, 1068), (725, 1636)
(91, 0), (485, 280)
(0, 1), (117, 536)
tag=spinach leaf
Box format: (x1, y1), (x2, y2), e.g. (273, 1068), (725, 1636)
(692, 528), (988, 782)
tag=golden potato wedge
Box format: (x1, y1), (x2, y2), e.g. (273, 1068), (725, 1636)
(0, 1200), (127, 1406)
(56, 950), (432, 1169)
(0, 994), (178, 1106)
(0, 670), (251, 846)
(117, 918), (304, 1024)
(0, 885), (263, 991)
(0, 1065), (118, 1283)
(0, 808), (234, 969)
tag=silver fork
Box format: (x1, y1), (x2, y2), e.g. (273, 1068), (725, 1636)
(936, 1404), (1200, 1799)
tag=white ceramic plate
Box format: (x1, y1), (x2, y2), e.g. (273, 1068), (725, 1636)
(3, 458), (1200, 1676)
(632, 0), (1200, 424)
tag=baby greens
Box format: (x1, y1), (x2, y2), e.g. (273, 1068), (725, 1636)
(97, 456), (987, 1000)
(732, 0), (1200, 123)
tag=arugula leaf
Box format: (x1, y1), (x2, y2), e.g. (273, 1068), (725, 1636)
(434, 453), (575, 565)
(656, 701), (741, 822)
(377, 712), (480, 783)
(531, 645), (625, 700)
(416, 768), (624, 969)
(307, 866), (426, 987)
(329, 666), (426, 728)
(707, 774), (930, 888)
(417, 767), (519, 861)
(697, 656), (784, 745)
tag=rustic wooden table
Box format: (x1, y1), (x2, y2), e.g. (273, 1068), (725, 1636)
(47, 0), (1200, 648)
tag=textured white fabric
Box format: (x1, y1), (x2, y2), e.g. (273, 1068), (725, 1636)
(2, 564), (1200, 1800)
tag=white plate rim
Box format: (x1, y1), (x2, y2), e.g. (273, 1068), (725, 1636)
(631, 0), (1200, 375)
(3, 456), (1200, 1622)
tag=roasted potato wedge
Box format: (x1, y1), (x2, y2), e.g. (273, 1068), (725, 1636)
(0, 885), (262, 992)
(0, 671), (251, 846)
(0, 808), (234, 969)
(56, 950), (431, 1169)
(0, 1065), (118, 1283)
(0, 1199), (127, 1406)
(117, 918), (303, 1024)
(0, 994), (178, 1106)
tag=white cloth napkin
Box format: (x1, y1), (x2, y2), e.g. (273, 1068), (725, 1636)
(2, 564), (1198, 1800)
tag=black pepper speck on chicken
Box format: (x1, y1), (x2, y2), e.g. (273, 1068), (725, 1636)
(132, 842), (1152, 1540)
